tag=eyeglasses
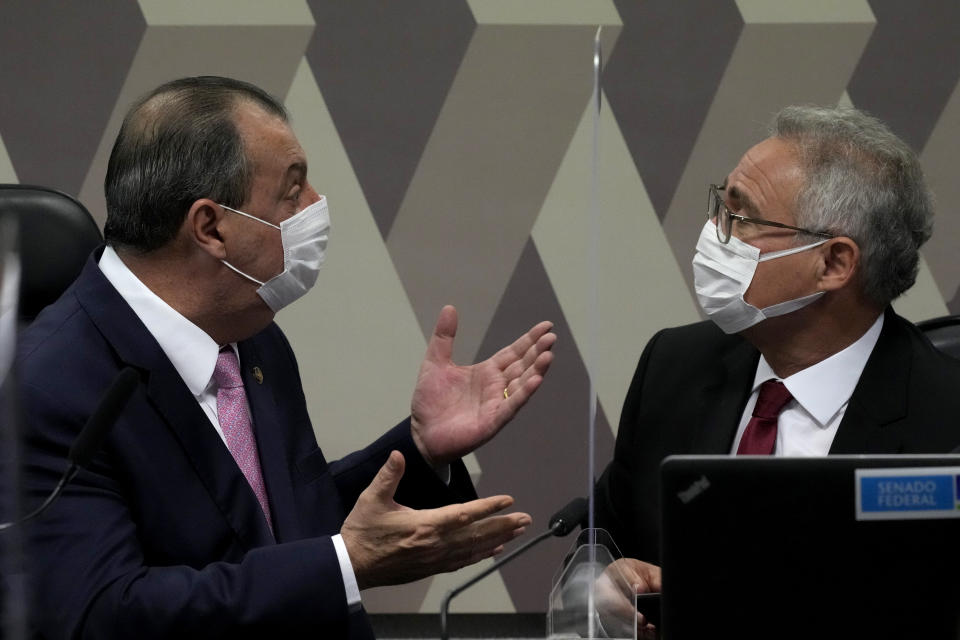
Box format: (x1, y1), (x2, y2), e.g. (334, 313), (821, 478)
(707, 184), (834, 244)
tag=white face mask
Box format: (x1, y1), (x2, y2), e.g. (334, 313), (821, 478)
(219, 196), (330, 312)
(692, 220), (827, 334)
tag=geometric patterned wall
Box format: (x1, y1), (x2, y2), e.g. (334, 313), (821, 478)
(1, 0), (957, 614)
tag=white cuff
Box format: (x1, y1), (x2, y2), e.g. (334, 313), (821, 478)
(331, 533), (362, 612)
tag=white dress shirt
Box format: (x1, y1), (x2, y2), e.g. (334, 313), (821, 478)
(730, 313), (884, 456)
(98, 245), (362, 610)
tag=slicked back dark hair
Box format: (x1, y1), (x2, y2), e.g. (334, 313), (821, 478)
(103, 76), (288, 253)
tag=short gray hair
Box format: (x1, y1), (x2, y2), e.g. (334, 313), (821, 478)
(770, 105), (933, 307)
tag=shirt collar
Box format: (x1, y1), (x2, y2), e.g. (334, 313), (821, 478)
(98, 245), (223, 397)
(753, 313), (884, 427)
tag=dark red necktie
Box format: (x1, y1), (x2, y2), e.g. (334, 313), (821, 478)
(736, 380), (793, 455)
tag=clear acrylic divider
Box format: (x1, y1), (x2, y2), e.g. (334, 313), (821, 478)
(547, 529), (639, 640)
(0, 213), (26, 640)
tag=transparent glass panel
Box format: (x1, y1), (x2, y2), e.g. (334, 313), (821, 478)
(0, 214), (25, 640)
(547, 529), (640, 640)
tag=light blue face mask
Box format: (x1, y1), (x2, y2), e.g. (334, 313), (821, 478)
(692, 220), (828, 334)
(219, 196), (331, 312)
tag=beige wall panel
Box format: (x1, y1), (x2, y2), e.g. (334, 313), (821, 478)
(468, 0), (621, 25)
(892, 255), (949, 322)
(662, 22), (875, 284)
(735, 0), (874, 23)
(920, 79), (960, 305)
(532, 92), (701, 435)
(361, 581), (433, 617)
(277, 59), (428, 460)
(388, 25), (619, 363)
(138, 0), (314, 25)
(78, 25), (313, 227)
(463, 450), (482, 479)
(418, 556), (516, 613)
(0, 133), (17, 183)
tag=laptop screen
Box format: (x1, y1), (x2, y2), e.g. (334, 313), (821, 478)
(660, 455), (960, 640)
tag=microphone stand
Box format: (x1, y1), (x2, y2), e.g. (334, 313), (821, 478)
(0, 466), (78, 532)
(0, 367), (138, 532)
(439, 524), (560, 640)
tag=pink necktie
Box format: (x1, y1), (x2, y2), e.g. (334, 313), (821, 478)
(736, 380), (794, 455)
(214, 348), (273, 533)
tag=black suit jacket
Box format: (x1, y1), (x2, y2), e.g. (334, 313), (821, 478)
(14, 253), (475, 639)
(594, 308), (960, 563)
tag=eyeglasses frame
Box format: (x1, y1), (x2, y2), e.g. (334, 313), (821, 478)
(708, 183), (835, 244)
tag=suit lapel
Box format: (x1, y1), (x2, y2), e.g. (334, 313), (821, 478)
(74, 255), (273, 549)
(239, 338), (303, 542)
(692, 338), (759, 453)
(830, 309), (910, 454)
(144, 367), (275, 546)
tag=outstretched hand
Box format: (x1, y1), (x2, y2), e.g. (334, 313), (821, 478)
(410, 305), (556, 467)
(341, 451), (531, 589)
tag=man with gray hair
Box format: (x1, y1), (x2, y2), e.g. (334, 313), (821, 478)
(593, 105), (960, 625)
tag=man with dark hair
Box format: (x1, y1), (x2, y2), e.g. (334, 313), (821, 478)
(16, 76), (556, 638)
(103, 76), (289, 253)
(593, 105), (960, 629)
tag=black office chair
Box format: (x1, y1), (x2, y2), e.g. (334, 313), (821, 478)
(916, 314), (960, 359)
(0, 184), (102, 322)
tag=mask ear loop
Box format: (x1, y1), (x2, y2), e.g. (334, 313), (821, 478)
(218, 203), (281, 230)
(220, 259), (266, 286)
(758, 238), (829, 263)
(217, 203), (283, 287)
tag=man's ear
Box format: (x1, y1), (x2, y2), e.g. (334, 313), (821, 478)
(185, 199), (227, 260)
(817, 237), (860, 292)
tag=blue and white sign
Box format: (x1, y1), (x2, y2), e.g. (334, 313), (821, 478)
(856, 467), (960, 520)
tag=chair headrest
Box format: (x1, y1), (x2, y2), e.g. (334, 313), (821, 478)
(916, 314), (960, 360)
(0, 184), (102, 321)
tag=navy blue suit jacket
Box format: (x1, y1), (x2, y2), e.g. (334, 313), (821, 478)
(15, 253), (476, 639)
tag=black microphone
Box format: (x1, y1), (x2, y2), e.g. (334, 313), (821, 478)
(0, 367), (138, 531)
(439, 497), (588, 640)
(548, 496), (588, 536)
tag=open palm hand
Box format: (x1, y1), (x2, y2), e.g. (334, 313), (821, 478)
(410, 306), (556, 467)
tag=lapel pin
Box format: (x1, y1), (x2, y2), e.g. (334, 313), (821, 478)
(252, 366), (264, 384)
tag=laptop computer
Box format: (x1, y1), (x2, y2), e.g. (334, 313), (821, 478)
(659, 455), (960, 639)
